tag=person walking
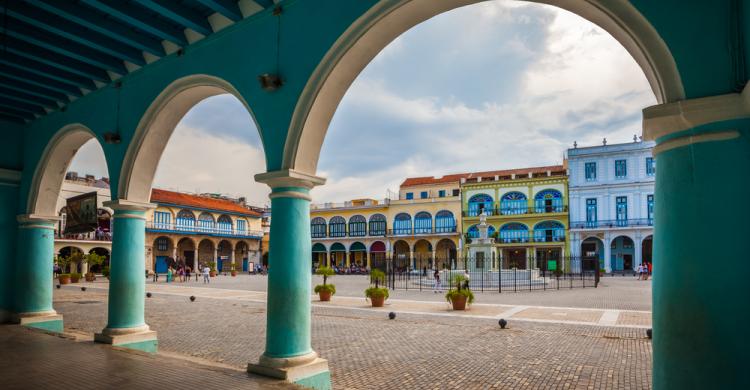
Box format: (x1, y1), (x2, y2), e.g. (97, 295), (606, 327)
(463, 269), (471, 290)
(185, 266), (191, 282)
(202, 264), (210, 284)
(433, 269), (441, 293)
(166, 266), (173, 283)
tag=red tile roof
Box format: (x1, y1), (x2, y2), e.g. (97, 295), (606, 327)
(150, 189), (261, 217)
(400, 165), (566, 187)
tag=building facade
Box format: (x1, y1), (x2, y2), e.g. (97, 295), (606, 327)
(460, 166), (570, 271)
(145, 189), (264, 274)
(567, 140), (655, 273)
(309, 175), (462, 270)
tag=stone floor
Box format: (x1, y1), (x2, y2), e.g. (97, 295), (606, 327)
(49, 276), (653, 389)
(0, 325), (294, 390)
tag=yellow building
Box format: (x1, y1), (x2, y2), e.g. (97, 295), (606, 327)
(460, 165), (570, 271)
(309, 175), (463, 271)
(145, 189), (264, 274)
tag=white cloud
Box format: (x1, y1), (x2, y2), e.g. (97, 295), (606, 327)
(153, 125), (270, 206)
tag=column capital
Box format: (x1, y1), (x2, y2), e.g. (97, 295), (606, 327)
(643, 84), (750, 141)
(104, 199), (157, 212)
(17, 214), (61, 227)
(255, 169), (326, 190)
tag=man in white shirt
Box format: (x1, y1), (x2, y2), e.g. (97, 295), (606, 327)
(202, 265), (211, 283)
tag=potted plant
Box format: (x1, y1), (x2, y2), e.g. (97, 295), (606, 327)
(102, 266), (110, 280)
(445, 274), (474, 310)
(208, 261), (217, 277)
(230, 263), (237, 277)
(314, 266), (336, 301)
(70, 272), (82, 283)
(56, 255), (72, 284)
(58, 273), (71, 285)
(364, 269), (389, 307)
(84, 252), (106, 282)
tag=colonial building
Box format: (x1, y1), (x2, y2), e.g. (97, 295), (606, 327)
(309, 175), (462, 270)
(567, 140), (655, 273)
(146, 189), (264, 274)
(460, 165), (570, 271)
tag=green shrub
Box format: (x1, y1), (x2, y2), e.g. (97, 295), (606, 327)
(102, 267), (110, 277)
(365, 287), (389, 300)
(70, 273), (82, 279)
(445, 288), (474, 304)
(370, 269), (386, 287)
(314, 284), (336, 295)
(58, 273), (71, 279)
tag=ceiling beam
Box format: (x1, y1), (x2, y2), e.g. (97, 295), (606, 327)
(0, 87), (59, 110)
(81, 0), (189, 46)
(0, 96), (48, 116)
(2, 37), (110, 83)
(195, 0), (243, 22)
(0, 56), (94, 94)
(0, 113), (27, 124)
(135, 0), (213, 36)
(28, 0), (165, 57)
(4, 16), (128, 75)
(2, 2), (146, 66)
(0, 106), (37, 121)
(0, 76), (69, 103)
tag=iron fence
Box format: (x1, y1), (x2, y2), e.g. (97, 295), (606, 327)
(371, 256), (599, 293)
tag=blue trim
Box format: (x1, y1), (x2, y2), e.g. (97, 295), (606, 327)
(80, 0), (188, 46)
(195, 0), (243, 21)
(137, 0), (213, 36)
(155, 202), (261, 218)
(145, 227), (262, 239)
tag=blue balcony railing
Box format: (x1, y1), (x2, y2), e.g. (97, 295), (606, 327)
(147, 222), (263, 238)
(570, 218), (654, 229)
(463, 205), (567, 217)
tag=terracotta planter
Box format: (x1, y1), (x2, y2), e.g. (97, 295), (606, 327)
(319, 290), (332, 302)
(71, 275), (81, 283)
(210, 271), (217, 277)
(370, 295), (385, 307)
(451, 294), (467, 311)
(58, 275), (70, 285)
(85, 273), (96, 282)
(231, 271), (237, 277)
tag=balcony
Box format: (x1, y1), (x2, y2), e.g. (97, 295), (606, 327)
(463, 205), (568, 217)
(55, 231), (112, 242)
(388, 226), (458, 237)
(146, 222), (264, 239)
(570, 218), (654, 229)
(469, 232), (566, 244)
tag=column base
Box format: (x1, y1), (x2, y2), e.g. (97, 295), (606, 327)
(248, 352), (331, 390)
(95, 325), (158, 353)
(11, 310), (63, 333)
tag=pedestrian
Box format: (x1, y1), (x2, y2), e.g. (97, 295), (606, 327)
(178, 266), (185, 282)
(166, 266), (173, 283)
(185, 266), (191, 282)
(202, 264), (210, 283)
(433, 269), (440, 293)
(153, 269), (158, 282)
(463, 269), (471, 290)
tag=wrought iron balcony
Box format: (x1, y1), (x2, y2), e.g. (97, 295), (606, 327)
(388, 226), (458, 237)
(467, 232), (566, 244)
(462, 205), (568, 217)
(146, 222), (264, 239)
(570, 218), (654, 229)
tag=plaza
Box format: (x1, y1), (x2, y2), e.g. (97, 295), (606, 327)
(40, 275), (652, 390)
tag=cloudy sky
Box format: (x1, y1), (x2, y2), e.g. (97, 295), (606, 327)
(69, 0), (656, 206)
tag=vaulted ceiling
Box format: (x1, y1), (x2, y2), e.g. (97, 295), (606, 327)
(0, 0), (277, 123)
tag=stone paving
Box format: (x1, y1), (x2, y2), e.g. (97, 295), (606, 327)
(0, 324), (294, 390)
(52, 277), (653, 389)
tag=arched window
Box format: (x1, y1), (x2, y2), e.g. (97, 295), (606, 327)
(176, 210), (196, 231)
(414, 211), (432, 234)
(467, 224), (496, 239)
(197, 212), (215, 233)
(534, 189), (563, 213)
(435, 210), (456, 233)
(348, 215), (367, 237)
(311, 217), (327, 238)
(368, 214), (386, 236)
(217, 215), (232, 234)
(236, 218), (247, 234)
(393, 213), (412, 235)
(468, 194), (494, 216)
(329, 216), (346, 238)
(499, 222), (529, 243)
(533, 221), (565, 242)
(500, 192), (527, 215)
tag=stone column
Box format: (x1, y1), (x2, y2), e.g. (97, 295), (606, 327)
(603, 234), (612, 273)
(345, 250), (350, 268)
(94, 200), (157, 353)
(634, 234), (642, 270)
(249, 170), (330, 387)
(213, 247), (219, 271)
(12, 215), (63, 332)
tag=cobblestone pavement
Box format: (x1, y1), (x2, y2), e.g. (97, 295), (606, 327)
(145, 274), (652, 311)
(0, 324), (294, 390)
(54, 281), (653, 389)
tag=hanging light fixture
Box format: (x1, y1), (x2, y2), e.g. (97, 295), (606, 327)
(258, 6), (284, 91)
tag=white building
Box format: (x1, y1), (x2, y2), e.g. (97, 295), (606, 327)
(567, 140), (655, 273)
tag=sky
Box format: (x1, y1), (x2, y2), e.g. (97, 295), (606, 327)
(69, 0), (656, 206)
